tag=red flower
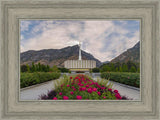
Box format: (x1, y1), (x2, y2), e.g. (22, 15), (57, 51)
(59, 92), (62, 95)
(92, 88), (97, 92)
(80, 84), (84, 86)
(87, 88), (92, 93)
(53, 97), (57, 100)
(63, 96), (69, 100)
(73, 88), (76, 91)
(115, 93), (122, 99)
(86, 85), (89, 88)
(70, 91), (74, 95)
(96, 84), (101, 88)
(76, 95), (82, 100)
(82, 87), (86, 91)
(97, 91), (101, 96)
(114, 90), (119, 93)
(70, 76), (72, 79)
(79, 87), (82, 91)
(67, 84), (70, 87)
(103, 96), (106, 99)
(101, 87), (106, 90)
(108, 88), (112, 91)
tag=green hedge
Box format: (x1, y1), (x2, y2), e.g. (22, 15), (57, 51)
(20, 72), (61, 88)
(101, 72), (140, 88)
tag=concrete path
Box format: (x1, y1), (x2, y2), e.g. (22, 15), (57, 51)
(20, 80), (56, 100)
(20, 77), (140, 100)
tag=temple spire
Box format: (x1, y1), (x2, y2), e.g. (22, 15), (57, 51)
(78, 41), (82, 60)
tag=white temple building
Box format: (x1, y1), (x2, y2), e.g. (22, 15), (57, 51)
(64, 42), (96, 73)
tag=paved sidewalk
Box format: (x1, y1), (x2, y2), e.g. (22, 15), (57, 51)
(20, 77), (140, 100)
(20, 80), (56, 100)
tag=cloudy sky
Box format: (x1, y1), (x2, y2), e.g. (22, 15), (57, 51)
(20, 20), (140, 62)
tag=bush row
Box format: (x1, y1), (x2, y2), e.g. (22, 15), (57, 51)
(20, 72), (61, 88)
(101, 72), (140, 88)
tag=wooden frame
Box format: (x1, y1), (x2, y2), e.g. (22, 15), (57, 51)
(0, 0), (159, 119)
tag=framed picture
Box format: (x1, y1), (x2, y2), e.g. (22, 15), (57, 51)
(20, 20), (140, 101)
(0, 0), (159, 119)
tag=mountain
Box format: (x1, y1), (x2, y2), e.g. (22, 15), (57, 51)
(20, 45), (102, 67)
(110, 42), (140, 63)
(102, 61), (110, 64)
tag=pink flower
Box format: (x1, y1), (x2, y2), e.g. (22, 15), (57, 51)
(92, 88), (97, 92)
(115, 93), (122, 99)
(70, 91), (74, 95)
(82, 87), (86, 91)
(103, 96), (106, 99)
(71, 83), (74, 85)
(53, 97), (57, 100)
(108, 88), (112, 91)
(80, 84), (84, 86)
(59, 92), (62, 95)
(96, 84), (101, 88)
(87, 88), (92, 93)
(86, 85), (89, 88)
(128, 77), (130, 79)
(73, 88), (76, 91)
(79, 87), (82, 91)
(67, 84), (70, 87)
(97, 91), (101, 96)
(114, 90), (119, 93)
(71, 86), (75, 89)
(101, 87), (106, 90)
(63, 96), (69, 100)
(76, 95), (82, 100)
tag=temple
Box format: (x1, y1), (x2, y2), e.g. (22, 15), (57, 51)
(64, 42), (96, 73)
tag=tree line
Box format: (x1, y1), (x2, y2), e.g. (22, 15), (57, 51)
(21, 62), (69, 73)
(92, 61), (140, 73)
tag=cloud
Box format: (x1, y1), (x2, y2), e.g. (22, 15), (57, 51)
(20, 20), (140, 62)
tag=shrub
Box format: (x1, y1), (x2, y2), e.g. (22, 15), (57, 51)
(101, 72), (140, 88)
(92, 68), (100, 73)
(20, 72), (61, 88)
(40, 74), (130, 100)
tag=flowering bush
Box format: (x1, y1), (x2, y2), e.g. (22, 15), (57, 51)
(43, 74), (126, 100)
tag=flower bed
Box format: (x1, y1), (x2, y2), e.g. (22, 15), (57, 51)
(40, 74), (129, 100)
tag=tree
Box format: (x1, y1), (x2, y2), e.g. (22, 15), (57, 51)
(52, 65), (60, 72)
(30, 62), (35, 72)
(130, 66), (136, 72)
(21, 65), (28, 72)
(26, 64), (30, 72)
(119, 66), (123, 72)
(122, 64), (128, 72)
(92, 68), (100, 73)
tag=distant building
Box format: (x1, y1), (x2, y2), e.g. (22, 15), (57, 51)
(64, 42), (96, 73)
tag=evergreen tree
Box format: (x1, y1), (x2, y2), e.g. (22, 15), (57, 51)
(26, 64), (30, 72)
(122, 64), (128, 72)
(130, 66), (136, 72)
(21, 65), (28, 72)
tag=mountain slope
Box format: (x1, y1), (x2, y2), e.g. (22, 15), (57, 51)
(110, 42), (140, 63)
(20, 45), (102, 67)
